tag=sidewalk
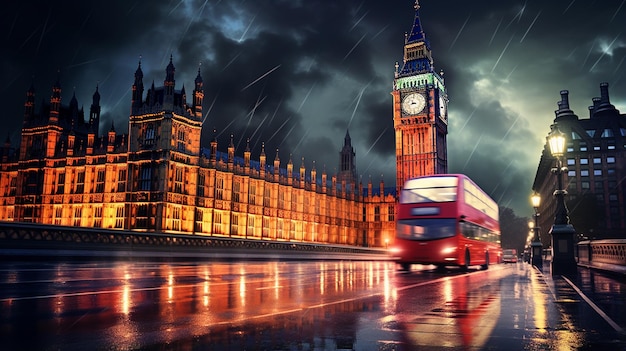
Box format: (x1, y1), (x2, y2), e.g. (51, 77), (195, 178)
(480, 262), (626, 350)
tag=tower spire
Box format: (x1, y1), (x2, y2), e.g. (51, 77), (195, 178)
(399, 0), (434, 76)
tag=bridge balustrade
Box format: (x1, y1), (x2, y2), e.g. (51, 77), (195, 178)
(577, 239), (626, 275)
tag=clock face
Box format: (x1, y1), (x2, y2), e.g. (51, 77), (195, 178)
(439, 96), (447, 119)
(402, 93), (426, 115)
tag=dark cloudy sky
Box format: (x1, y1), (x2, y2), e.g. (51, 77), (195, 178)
(2, 0), (625, 216)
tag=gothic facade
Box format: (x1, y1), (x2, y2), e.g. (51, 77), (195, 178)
(0, 2), (442, 249)
(0, 56), (397, 248)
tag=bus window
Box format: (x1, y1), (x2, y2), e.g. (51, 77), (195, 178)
(400, 176), (458, 204)
(396, 218), (457, 240)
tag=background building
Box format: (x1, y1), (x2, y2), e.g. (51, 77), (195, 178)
(0, 2), (444, 249)
(532, 83), (626, 243)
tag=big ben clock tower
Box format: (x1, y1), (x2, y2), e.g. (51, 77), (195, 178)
(392, 0), (448, 194)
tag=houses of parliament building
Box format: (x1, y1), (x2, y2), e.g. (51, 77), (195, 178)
(0, 2), (447, 249)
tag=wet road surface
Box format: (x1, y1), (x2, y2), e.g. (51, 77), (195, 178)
(1, 260), (625, 350)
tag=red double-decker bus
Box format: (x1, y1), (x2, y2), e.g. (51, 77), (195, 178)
(392, 174), (501, 271)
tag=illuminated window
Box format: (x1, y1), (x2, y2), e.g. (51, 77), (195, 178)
(580, 158), (588, 165)
(263, 217), (270, 238)
(277, 219), (284, 239)
(9, 177), (16, 196)
(581, 170), (589, 177)
(95, 169), (105, 193)
(594, 169), (602, 176)
(278, 190), (285, 209)
(174, 167), (183, 193)
(177, 129), (186, 152)
(374, 206), (380, 222)
(247, 215), (255, 236)
(136, 204), (149, 229)
(593, 158), (601, 164)
(215, 177), (224, 200)
(73, 207), (82, 227)
(56, 172), (65, 194)
(567, 159), (575, 166)
(213, 212), (223, 234)
(145, 124), (155, 146)
(388, 205), (395, 221)
(117, 169), (127, 192)
(54, 206), (63, 225)
(172, 206), (181, 231)
(76, 171), (85, 194)
(233, 181), (240, 202)
(601, 129), (614, 138)
(94, 206), (102, 228)
(115, 206), (125, 228)
(607, 157), (616, 164)
(263, 187), (271, 207)
(197, 173), (205, 197)
(194, 209), (203, 233)
(140, 166), (151, 191)
(249, 182), (257, 205)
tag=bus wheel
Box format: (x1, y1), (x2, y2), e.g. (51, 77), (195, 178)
(481, 252), (490, 270)
(400, 263), (411, 271)
(462, 250), (470, 271)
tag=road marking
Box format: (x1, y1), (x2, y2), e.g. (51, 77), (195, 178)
(562, 275), (625, 335)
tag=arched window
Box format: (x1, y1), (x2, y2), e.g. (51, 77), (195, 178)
(145, 124), (155, 146)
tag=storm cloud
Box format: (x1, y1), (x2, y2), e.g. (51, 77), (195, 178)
(1, 0), (625, 216)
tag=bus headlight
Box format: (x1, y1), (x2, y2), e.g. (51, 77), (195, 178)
(441, 246), (457, 255)
(389, 246), (402, 254)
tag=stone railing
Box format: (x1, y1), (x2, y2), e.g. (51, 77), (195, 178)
(0, 221), (389, 260)
(577, 239), (626, 275)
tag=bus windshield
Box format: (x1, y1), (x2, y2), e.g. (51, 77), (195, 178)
(400, 176), (458, 204)
(396, 218), (457, 240)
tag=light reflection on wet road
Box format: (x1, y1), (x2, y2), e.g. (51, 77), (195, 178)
(0, 260), (624, 350)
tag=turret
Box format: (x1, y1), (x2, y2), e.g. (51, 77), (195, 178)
(67, 132), (75, 156)
(193, 65), (204, 120)
(209, 130), (217, 166)
(244, 138), (251, 172)
(89, 85), (101, 136)
(311, 161), (317, 192)
(1, 135), (11, 162)
(69, 90), (80, 127)
(131, 58), (144, 113)
(259, 142), (266, 178)
(299, 157), (305, 188)
(321, 166), (327, 194)
(273, 149), (280, 182)
(49, 72), (62, 124)
(23, 81), (36, 125)
(164, 55), (175, 110)
(227, 134), (235, 171)
(287, 155), (293, 186)
(107, 123), (116, 153)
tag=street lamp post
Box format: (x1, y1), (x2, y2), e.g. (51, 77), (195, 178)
(530, 193), (543, 268)
(546, 123), (577, 275)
